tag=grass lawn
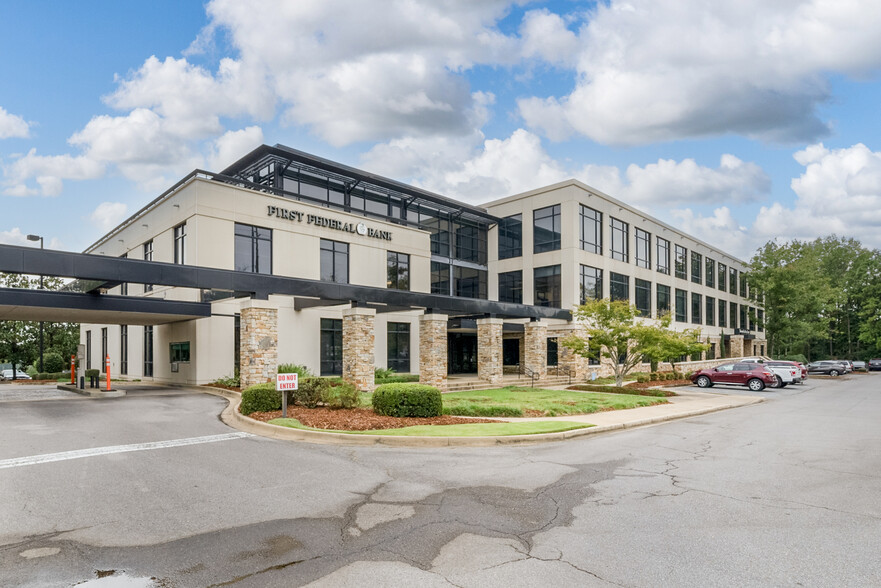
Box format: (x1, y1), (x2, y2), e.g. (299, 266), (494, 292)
(441, 386), (667, 417)
(267, 418), (593, 437)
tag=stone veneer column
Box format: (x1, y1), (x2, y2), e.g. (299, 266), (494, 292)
(239, 299), (278, 389)
(524, 321), (548, 380)
(728, 334), (745, 358)
(343, 307), (376, 393)
(557, 324), (589, 380)
(419, 313), (448, 392)
(477, 318), (504, 385)
(708, 336), (722, 359)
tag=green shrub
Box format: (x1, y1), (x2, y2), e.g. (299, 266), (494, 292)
(85, 369), (100, 378)
(323, 381), (360, 409)
(649, 372), (660, 381)
(213, 371), (240, 388)
(42, 352), (65, 373)
(278, 363), (312, 378)
(636, 375), (649, 383)
(26, 365), (38, 377)
(372, 383), (442, 418)
(293, 377), (330, 408)
(374, 367), (396, 379)
(240, 382), (280, 415)
(376, 374), (420, 384)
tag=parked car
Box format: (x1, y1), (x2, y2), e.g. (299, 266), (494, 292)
(691, 363), (777, 391)
(852, 360), (867, 372)
(806, 361), (846, 376)
(764, 361), (801, 387)
(869, 359), (881, 371)
(1, 369), (32, 380)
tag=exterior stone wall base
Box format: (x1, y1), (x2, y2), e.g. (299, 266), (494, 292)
(343, 307), (376, 393)
(240, 301), (278, 389)
(419, 314), (448, 392)
(477, 318), (503, 385)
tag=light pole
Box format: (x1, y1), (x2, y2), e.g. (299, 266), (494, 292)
(27, 234), (44, 373)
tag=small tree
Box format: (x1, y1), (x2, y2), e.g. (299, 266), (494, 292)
(642, 320), (709, 374)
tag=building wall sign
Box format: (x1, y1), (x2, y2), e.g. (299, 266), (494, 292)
(267, 205), (392, 241)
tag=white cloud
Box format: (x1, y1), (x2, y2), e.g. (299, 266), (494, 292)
(520, 9), (580, 67)
(670, 207), (753, 259)
(519, 0), (881, 145)
(89, 202), (129, 233)
(3, 149), (105, 196)
(0, 227), (32, 246)
(207, 126), (264, 171)
(0, 107), (30, 139)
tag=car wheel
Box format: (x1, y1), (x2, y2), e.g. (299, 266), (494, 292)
(696, 375), (712, 388)
(830, 369), (839, 377)
(747, 378), (765, 391)
(772, 375), (783, 388)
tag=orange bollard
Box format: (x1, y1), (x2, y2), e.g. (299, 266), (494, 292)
(71, 355), (75, 384)
(105, 354), (111, 391)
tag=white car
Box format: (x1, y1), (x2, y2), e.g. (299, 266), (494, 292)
(1, 369), (32, 380)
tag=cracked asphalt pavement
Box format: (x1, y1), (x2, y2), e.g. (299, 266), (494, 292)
(1, 375), (880, 587)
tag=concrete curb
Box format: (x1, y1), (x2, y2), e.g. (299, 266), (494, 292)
(57, 383), (125, 398)
(199, 386), (765, 448)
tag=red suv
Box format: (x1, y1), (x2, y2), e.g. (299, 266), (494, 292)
(691, 362), (778, 391)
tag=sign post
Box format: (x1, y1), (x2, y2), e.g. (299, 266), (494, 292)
(276, 373), (298, 418)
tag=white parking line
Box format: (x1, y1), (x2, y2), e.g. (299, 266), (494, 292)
(0, 432), (254, 470)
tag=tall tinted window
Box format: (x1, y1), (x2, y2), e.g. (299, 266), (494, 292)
(741, 305), (748, 330)
(635, 228), (651, 269)
(498, 270), (523, 303)
(675, 245), (687, 279)
(143, 240), (153, 292)
(610, 218), (629, 262)
(718, 262), (727, 292)
(173, 223), (186, 264)
(657, 284), (671, 316)
(387, 322), (411, 373)
(534, 265), (561, 307)
(657, 237), (670, 274)
(691, 293), (702, 324)
(143, 325), (153, 377)
(101, 328), (107, 364)
(455, 221), (486, 264)
(498, 214), (522, 259)
(86, 331), (92, 369)
(320, 239), (348, 283)
(719, 299), (727, 327)
(533, 205), (561, 253)
(758, 309), (765, 332)
(120, 325), (128, 375)
(610, 272), (629, 302)
(691, 251), (702, 284)
(740, 275), (748, 298)
(387, 251), (409, 290)
(729, 267), (738, 295)
(454, 267), (487, 299)
(320, 319), (343, 376)
(635, 278), (651, 317)
(675, 288), (687, 322)
(580, 265), (603, 303)
(234, 223), (272, 274)
(580, 205), (602, 254)
(730, 302), (738, 329)
(706, 296), (715, 326)
(431, 261), (450, 295)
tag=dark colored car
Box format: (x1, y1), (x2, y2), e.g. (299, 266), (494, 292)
(806, 361), (847, 376)
(691, 362), (778, 391)
(869, 359), (881, 371)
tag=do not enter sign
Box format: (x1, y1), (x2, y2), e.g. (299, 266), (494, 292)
(276, 373), (299, 391)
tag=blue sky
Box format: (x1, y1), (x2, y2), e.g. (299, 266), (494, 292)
(2, 0), (881, 260)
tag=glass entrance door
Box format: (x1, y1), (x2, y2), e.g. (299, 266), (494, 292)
(448, 333), (478, 374)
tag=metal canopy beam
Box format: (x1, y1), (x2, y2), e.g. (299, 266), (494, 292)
(0, 244), (571, 321)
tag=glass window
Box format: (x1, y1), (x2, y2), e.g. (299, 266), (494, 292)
(610, 217), (629, 262)
(675, 289), (687, 322)
(387, 322), (411, 373)
(498, 214), (522, 259)
(454, 221), (486, 264)
(740, 275), (748, 298)
(719, 299), (727, 327)
(387, 251), (409, 290)
(610, 272), (629, 302)
(580, 265), (603, 304)
(635, 228), (651, 269)
(101, 327), (107, 365)
(657, 284), (671, 316)
(173, 223), (186, 265)
(234, 223), (272, 274)
(143, 325), (153, 377)
(422, 214), (451, 257)
(547, 338), (558, 366)
(758, 309), (765, 332)
(534, 265), (562, 307)
(741, 304), (748, 330)
(706, 258), (715, 288)
(143, 240), (153, 293)
(730, 302), (738, 329)
(635, 278), (651, 317)
(718, 262), (727, 292)
(454, 266), (487, 299)
(498, 270), (523, 304)
(691, 292), (702, 324)
(749, 306), (756, 330)
(729, 267), (738, 294)
(120, 325), (128, 375)
(86, 330), (92, 370)
(170, 342), (190, 362)
(706, 296), (715, 326)
(431, 261), (450, 295)
(320, 239), (349, 284)
(657, 237), (670, 275)
(320, 319), (343, 376)
(691, 251), (702, 284)
(675, 245), (687, 279)
(580, 205), (602, 254)
(534, 205), (561, 253)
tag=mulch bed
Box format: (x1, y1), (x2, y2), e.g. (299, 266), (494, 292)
(245, 406), (500, 431)
(626, 379), (691, 389)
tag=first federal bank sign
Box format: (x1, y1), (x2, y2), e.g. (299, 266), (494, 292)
(267, 205), (393, 241)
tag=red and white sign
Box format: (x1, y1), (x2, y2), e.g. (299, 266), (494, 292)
(276, 373), (299, 391)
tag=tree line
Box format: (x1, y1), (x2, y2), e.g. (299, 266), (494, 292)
(747, 236), (881, 362)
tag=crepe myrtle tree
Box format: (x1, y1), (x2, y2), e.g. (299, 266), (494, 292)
(562, 299), (708, 386)
(641, 316), (710, 375)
